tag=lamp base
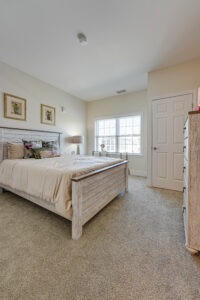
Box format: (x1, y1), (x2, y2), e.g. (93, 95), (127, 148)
(77, 144), (80, 155)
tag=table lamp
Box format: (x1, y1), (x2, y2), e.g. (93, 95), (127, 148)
(71, 135), (83, 155)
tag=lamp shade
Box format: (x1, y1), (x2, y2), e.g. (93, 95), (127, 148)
(71, 135), (83, 144)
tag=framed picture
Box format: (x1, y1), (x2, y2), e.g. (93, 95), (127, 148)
(41, 104), (56, 125)
(4, 93), (27, 121)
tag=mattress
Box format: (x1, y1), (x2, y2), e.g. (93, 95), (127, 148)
(0, 155), (122, 217)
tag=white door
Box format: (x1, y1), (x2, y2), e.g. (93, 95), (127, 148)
(152, 94), (194, 191)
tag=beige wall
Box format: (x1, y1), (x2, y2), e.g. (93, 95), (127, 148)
(147, 57), (200, 184)
(87, 90), (148, 176)
(148, 57), (200, 99)
(0, 61), (87, 154)
(2, 56), (200, 174)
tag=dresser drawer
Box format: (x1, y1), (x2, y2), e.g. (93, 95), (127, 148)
(183, 185), (188, 208)
(183, 207), (188, 245)
(183, 159), (188, 187)
(183, 119), (188, 139)
(183, 183), (188, 245)
(183, 138), (188, 161)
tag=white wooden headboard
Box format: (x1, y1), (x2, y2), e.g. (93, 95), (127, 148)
(0, 127), (62, 163)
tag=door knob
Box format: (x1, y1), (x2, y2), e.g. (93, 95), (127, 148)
(182, 206), (186, 213)
(153, 147), (157, 150)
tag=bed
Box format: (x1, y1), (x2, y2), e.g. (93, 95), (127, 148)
(0, 127), (128, 239)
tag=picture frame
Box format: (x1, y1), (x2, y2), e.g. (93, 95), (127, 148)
(41, 104), (56, 125)
(4, 93), (27, 121)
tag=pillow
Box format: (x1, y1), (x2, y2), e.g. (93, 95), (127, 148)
(40, 150), (52, 159)
(23, 140), (42, 159)
(40, 149), (60, 159)
(23, 140), (42, 149)
(7, 143), (24, 159)
(42, 140), (58, 150)
(40, 140), (60, 159)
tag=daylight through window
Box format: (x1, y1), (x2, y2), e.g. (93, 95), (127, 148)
(95, 115), (142, 154)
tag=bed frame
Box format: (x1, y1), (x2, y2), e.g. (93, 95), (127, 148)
(0, 127), (128, 240)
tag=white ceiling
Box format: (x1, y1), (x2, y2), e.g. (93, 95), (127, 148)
(0, 0), (200, 101)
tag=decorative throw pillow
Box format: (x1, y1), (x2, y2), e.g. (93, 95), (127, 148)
(42, 140), (58, 150)
(7, 143), (24, 159)
(40, 140), (60, 158)
(40, 150), (52, 159)
(23, 140), (42, 159)
(40, 149), (60, 159)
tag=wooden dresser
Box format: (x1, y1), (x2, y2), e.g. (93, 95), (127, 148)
(183, 111), (200, 254)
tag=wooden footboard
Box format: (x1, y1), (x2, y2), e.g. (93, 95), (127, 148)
(71, 161), (128, 240)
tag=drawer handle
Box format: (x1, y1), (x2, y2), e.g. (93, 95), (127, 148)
(183, 127), (186, 130)
(183, 166), (186, 173)
(183, 187), (186, 193)
(183, 146), (186, 152)
(182, 206), (186, 213)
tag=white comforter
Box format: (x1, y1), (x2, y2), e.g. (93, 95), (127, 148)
(0, 155), (122, 217)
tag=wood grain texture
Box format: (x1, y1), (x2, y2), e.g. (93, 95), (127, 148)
(188, 111), (200, 115)
(81, 163), (127, 225)
(72, 181), (83, 240)
(71, 162), (127, 237)
(72, 161), (127, 182)
(183, 114), (200, 253)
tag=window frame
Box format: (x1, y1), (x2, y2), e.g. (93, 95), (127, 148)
(94, 113), (143, 156)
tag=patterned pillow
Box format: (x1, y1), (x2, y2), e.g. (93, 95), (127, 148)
(40, 149), (60, 159)
(39, 140), (60, 158)
(40, 150), (52, 159)
(23, 140), (42, 159)
(42, 140), (58, 150)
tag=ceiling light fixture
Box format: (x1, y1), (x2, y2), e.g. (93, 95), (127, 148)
(116, 89), (126, 94)
(77, 32), (88, 46)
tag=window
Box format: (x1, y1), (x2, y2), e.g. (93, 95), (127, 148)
(95, 115), (142, 154)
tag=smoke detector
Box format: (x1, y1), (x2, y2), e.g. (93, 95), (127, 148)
(77, 32), (88, 46)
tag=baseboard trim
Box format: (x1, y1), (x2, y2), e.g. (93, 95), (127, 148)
(129, 169), (147, 177)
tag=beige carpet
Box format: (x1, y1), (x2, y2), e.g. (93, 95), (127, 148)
(0, 176), (200, 300)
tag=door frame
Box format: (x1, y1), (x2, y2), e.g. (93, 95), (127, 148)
(147, 89), (197, 187)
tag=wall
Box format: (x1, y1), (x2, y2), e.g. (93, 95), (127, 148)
(0, 61), (87, 154)
(148, 57), (200, 99)
(87, 90), (148, 176)
(147, 57), (200, 184)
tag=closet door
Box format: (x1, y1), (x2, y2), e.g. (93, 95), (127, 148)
(152, 93), (193, 191)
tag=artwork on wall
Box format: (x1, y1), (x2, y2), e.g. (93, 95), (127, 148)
(41, 104), (56, 125)
(4, 93), (27, 121)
